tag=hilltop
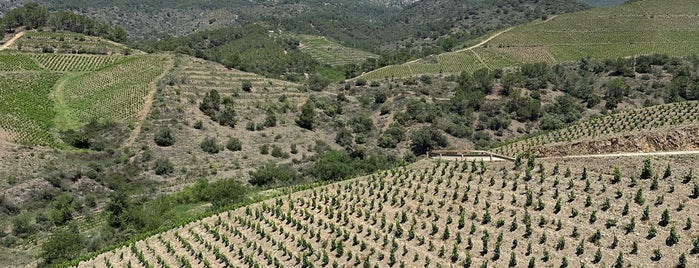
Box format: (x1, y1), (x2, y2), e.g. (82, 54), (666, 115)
(357, 0), (699, 80)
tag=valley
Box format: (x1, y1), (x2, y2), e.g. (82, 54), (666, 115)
(0, 0), (697, 267)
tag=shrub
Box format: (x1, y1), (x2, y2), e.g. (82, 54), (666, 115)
(271, 145), (289, 158)
(410, 126), (448, 155)
(249, 163), (299, 186)
(226, 137), (242, 151)
(12, 213), (36, 238)
(154, 127), (175, 146)
(200, 137), (221, 154)
(154, 158), (174, 175)
(40, 223), (85, 266)
(259, 144), (269, 155)
(296, 99), (314, 130)
(241, 80), (252, 92)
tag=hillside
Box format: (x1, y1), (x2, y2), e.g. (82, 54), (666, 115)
(73, 157), (699, 268)
(0, 30), (166, 147)
(577, 0), (626, 6)
(295, 34), (378, 66)
(494, 101), (699, 156)
(0, 0), (586, 53)
(357, 0), (699, 80)
(3, 1), (699, 267)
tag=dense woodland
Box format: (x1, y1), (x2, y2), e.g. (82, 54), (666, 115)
(0, 2), (127, 42)
(2, 0), (588, 53)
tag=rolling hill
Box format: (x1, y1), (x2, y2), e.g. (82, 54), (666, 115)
(356, 0), (699, 80)
(0, 30), (167, 147)
(71, 157), (699, 268)
(2, 1), (699, 267)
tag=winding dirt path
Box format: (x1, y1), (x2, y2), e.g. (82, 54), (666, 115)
(0, 31), (24, 51)
(357, 15), (560, 79)
(123, 56), (174, 147)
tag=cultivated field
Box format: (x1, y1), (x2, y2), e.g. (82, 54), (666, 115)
(74, 158), (699, 267)
(13, 31), (131, 55)
(0, 33), (168, 146)
(296, 35), (377, 66)
(54, 55), (168, 130)
(356, 0), (699, 80)
(494, 101), (699, 157)
(32, 54), (124, 72)
(0, 72), (61, 146)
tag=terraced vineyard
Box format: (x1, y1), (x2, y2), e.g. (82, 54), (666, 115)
(55, 55), (168, 129)
(358, 48), (511, 81)
(0, 52), (43, 71)
(166, 55), (306, 115)
(494, 101), (699, 156)
(296, 35), (377, 66)
(32, 54), (124, 72)
(0, 72), (61, 146)
(356, 0), (699, 80)
(13, 31), (130, 55)
(74, 159), (699, 267)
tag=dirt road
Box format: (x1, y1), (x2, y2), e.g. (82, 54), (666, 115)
(0, 31), (24, 51)
(541, 150), (699, 159)
(123, 57), (175, 147)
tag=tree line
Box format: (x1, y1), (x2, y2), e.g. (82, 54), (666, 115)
(1, 2), (127, 42)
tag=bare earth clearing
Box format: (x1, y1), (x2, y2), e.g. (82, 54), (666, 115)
(0, 31), (24, 51)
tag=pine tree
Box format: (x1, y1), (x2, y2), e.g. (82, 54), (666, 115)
(296, 99), (315, 130)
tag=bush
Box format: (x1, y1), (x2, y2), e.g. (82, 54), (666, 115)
(12, 213), (36, 238)
(311, 150), (393, 181)
(296, 99), (315, 130)
(40, 223), (85, 266)
(200, 137), (221, 154)
(154, 127), (175, 146)
(259, 144), (269, 154)
(410, 126), (448, 155)
(335, 128), (354, 147)
(271, 145), (289, 158)
(154, 158), (174, 175)
(349, 114), (374, 134)
(241, 80), (252, 92)
(249, 163), (299, 186)
(226, 137), (242, 151)
(377, 135), (398, 148)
